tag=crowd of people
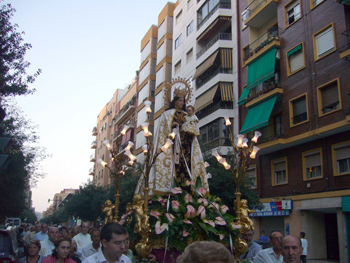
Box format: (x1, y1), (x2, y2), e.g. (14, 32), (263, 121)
(17, 220), (308, 263)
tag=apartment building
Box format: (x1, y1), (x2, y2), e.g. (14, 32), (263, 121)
(154, 3), (176, 131)
(238, 0), (350, 261)
(173, 0), (238, 156)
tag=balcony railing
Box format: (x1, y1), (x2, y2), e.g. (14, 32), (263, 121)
(89, 154), (95, 162)
(197, 33), (232, 59)
(199, 136), (231, 151)
(197, 101), (233, 119)
(246, 82), (281, 103)
(114, 103), (135, 123)
(197, 2), (231, 30)
(243, 25), (279, 61)
(92, 127), (97, 136)
(88, 167), (95, 175)
(339, 29), (350, 52)
(196, 68), (232, 89)
(246, 122), (284, 144)
(91, 140), (97, 149)
(245, 0), (270, 19)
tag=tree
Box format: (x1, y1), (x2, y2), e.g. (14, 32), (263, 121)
(0, 4), (41, 97)
(19, 208), (37, 224)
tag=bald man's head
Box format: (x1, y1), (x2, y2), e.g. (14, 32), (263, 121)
(281, 235), (303, 263)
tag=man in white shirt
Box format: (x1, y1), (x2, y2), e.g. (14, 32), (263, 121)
(281, 235), (303, 263)
(252, 230), (284, 263)
(299, 232), (307, 263)
(34, 223), (49, 241)
(73, 222), (92, 257)
(81, 228), (101, 260)
(82, 223), (131, 263)
(39, 226), (59, 257)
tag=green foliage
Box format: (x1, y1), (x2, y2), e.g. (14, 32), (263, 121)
(0, 4), (41, 97)
(205, 156), (260, 213)
(19, 208), (37, 224)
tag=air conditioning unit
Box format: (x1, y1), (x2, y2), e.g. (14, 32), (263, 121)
(242, 9), (250, 23)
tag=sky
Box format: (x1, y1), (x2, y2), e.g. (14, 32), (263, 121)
(7, 0), (172, 213)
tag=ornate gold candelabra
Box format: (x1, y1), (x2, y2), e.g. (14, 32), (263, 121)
(212, 118), (261, 261)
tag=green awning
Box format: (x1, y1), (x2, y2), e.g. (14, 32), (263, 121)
(240, 96), (277, 134)
(238, 88), (250, 106)
(247, 48), (276, 90)
(287, 44), (302, 57)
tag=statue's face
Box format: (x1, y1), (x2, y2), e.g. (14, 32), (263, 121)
(107, 200), (111, 205)
(175, 97), (184, 109)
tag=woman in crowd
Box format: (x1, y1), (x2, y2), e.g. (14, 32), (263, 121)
(19, 240), (44, 263)
(42, 236), (76, 263)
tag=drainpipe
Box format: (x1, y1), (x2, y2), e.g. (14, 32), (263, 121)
(236, 0), (242, 135)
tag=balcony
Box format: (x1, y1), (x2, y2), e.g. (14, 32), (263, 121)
(197, 33), (232, 59)
(91, 140), (97, 149)
(339, 29), (350, 60)
(197, 1), (231, 31)
(92, 127), (97, 136)
(199, 137), (231, 151)
(243, 25), (279, 64)
(114, 103), (136, 125)
(246, 122), (284, 144)
(246, 82), (282, 106)
(89, 154), (95, 162)
(197, 100), (233, 119)
(243, 0), (278, 28)
(335, 0), (350, 6)
(88, 167), (95, 176)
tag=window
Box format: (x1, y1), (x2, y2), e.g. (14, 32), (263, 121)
(186, 48), (193, 63)
(197, 0), (220, 29)
(311, 0), (324, 9)
(175, 34), (182, 49)
(313, 23), (336, 60)
(332, 141), (350, 176)
(140, 41), (151, 64)
(175, 60), (181, 73)
(246, 166), (257, 189)
(188, 0), (194, 9)
(136, 130), (147, 149)
(154, 91), (164, 113)
(138, 82), (149, 103)
(289, 94), (308, 126)
(157, 42), (166, 65)
(303, 149), (322, 180)
(285, 0), (301, 27)
(155, 66), (164, 88)
(272, 158), (288, 185)
(317, 78), (341, 116)
(287, 43), (305, 76)
(176, 9), (183, 24)
(139, 62), (150, 85)
(187, 21), (194, 36)
(158, 20), (166, 42)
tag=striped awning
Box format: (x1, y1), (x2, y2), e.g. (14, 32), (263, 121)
(193, 50), (219, 80)
(220, 82), (233, 101)
(221, 48), (232, 69)
(194, 85), (218, 112)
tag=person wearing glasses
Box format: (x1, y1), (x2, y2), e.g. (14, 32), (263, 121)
(252, 230), (284, 263)
(239, 230), (262, 260)
(82, 223), (131, 263)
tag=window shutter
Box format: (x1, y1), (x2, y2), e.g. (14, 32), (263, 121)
(274, 160), (286, 172)
(290, 50), (304, 73)
(293, 97), (306, 116)
(305, 150), (321, 168)
(335, 143), (350, 160)
(316, 27), (334, 57)
(321, 83), (339, 107)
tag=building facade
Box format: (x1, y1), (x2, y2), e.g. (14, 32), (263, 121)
(238, 0), (350, 261)
(173, 0), (238, 157)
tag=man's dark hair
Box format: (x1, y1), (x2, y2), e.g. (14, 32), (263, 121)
(300, 232), (305, 238)
(90, 228), (101, 235)
(59, 226), (67, 233)
(100, 223), (127, 242)
(269, 230), (283, 239)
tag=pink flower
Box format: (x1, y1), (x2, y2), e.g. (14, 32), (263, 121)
(198, 198), (208, 206)
(185, 205), (196, 218)
(171, 200), (180, 211)
(155, 221), (168, 234)
(183, 230), (189, 237)
(150, 210), (161, 219)
(165, 213), (175, 223)
(185, 180), (195, 186)
(219, 234), (225, 240)
(220, 205), (229, 214)
(198, 187), (207, 196)
(215, 217), (227, 226)
(210, 202), (220, 210)
(157, 196), (165, 203)
(183, 219), (193, 224)
(231, 222), (242, 230)
(203, 219), (215, 228)
(196, 205), (206, 219)
(171, 187), (182, 194)
(184, 193), (193, 203)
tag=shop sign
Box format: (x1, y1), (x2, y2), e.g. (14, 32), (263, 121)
(250, 200), (293, 217)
